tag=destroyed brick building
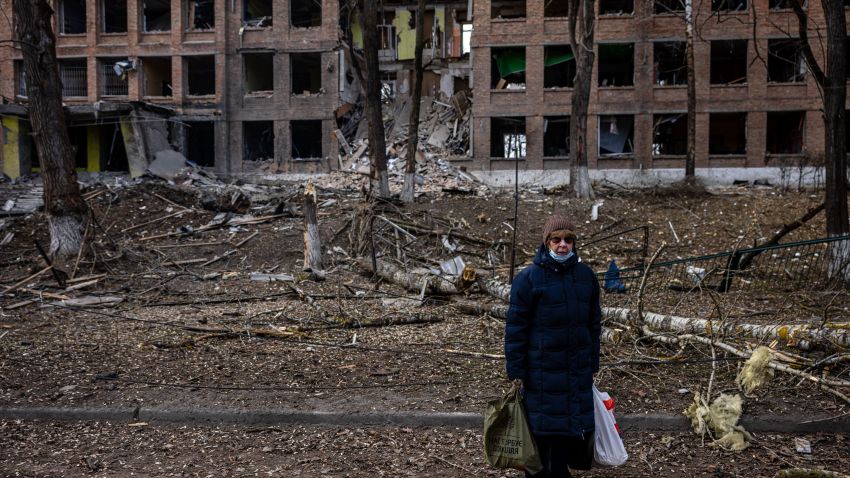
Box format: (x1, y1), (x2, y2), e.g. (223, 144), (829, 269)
(0, 1), (838, 185)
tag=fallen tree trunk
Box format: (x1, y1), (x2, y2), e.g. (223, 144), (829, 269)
(605, 307), (849, 351)
(355, 257), (472, 295)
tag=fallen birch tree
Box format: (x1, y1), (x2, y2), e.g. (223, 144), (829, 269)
(356, 257), (475, 295)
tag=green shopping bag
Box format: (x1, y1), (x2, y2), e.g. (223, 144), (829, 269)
(483, 386), (543, 474)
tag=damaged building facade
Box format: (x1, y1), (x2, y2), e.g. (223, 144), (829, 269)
(0, 0), (340, 179)
(0, 1), (840, 185)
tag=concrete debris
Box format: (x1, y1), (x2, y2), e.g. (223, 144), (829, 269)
(148, 150), (189, 182)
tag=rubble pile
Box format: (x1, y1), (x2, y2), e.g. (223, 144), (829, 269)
(331, 91), (483, 197)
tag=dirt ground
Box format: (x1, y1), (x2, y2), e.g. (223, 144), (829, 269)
(1, 176), (849, 476)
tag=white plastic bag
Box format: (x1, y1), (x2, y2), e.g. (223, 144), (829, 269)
(592, 385), (628, 466)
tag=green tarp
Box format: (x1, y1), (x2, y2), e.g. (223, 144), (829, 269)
(544, 50), (575, 67)
(495, 49), (575, 78)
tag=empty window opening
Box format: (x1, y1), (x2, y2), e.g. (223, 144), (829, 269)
(598, 43), (634, 87)
(143, 0), (171, 32)
(654, 42), (687, 86)
(185, 122), (215, 167)
(291, 120), (323, 159)
(655, 0), (685, 14)
(142, 57), (173, 97)
(67, 126), (88, 169)
(490, 117), (526, 159)
(59, 59), (87, 97)
(291, 53), (322, 95)
(544, 116), (570, 158)
(710, 40), (747, 85)
(599, 115), (634, 156)
(766, 111), (804, 155)
(652, 114), (687, 156)
(59, 0), (86, 34)
(186, 55), (216, 96)
(186, 0), (215, 30)
(461, 23), (473, 55)
(544, 0), (569, 17)
(244, 0), (272, 27)
(712, 0), (747, 11)
(769, 0), (798, 8)
(243, 121), (274, 161)
(99, 123), (128, 172)
(188, 0), (214, 30)
(768, 39), (806, 83)
(491, 47), (526, 89)
(492, 1), (526, 20)
(600, 0), (634, 15)
(291, 0), (321, 28)
(101, 0), (128, 33)
(709, 113), (747, 155)
(15, 61), (27, 98)
(99, 59), (129, 96)
(243, 53), (274, 94)
(544, 46), (575, 88)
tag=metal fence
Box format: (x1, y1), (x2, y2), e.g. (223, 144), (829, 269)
(598, 234), (850, 296)
(100, 61), (128, 96)
(59, 62), (87, 97)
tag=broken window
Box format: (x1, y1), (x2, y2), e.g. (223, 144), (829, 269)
(766, 111), (804, 155)
(99, 123), (128, 172)
(600, 0), (634, 15)
(291, 120), (323, 159)
(185, 122), (215, 167)
(142, 57), (172, 97)
(142, 0), (171, 32)
(490, 117), (526, 159)
(544, 46), (575, 88)
(492, 1), (526, 20)
(99, 59), (129, 96)
(101, 0), (128, 33)
(544, 0), (569, 17)
(243, 121), (274, 161)
(768, 39), (806, 83)
(243, 53), (274, 94)
(712, 0), (747, 11)
(544, 116), (570, 158)
(187, 0), (214, 30)
(769, 0), (798, 8)
(654, 42), (687, 86)
(59, 59), (87, 97)
(709, 113), (747, 155)
(598, 43), (634, 87)
(59, 0), (86, 34)
(655, 0), (685, 14)
(291, 0), (321, 28)
(710, 40), (747, 85)
(461, 23), (473, 55)
(491, 47), (526, 89)
(244, 0), (272, 27)
(15, 61), (26, 97)
(599, 115), (634, 156)
(652, 114), (687, 156)
(291, 53), (322, 95)
(186, 55), (216, 95)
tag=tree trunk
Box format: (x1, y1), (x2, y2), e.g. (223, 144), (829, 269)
(567, 0), (596, 199)
(13, 0), (86, 258)
(792, 1), (849, 280)
(360, 0), (390, 198)
(684, 0), (696, 181)
(400, 0), (427, 203)
(303, 182), (323, 272)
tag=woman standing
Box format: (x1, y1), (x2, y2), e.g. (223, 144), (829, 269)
(505, 214), (602, 478)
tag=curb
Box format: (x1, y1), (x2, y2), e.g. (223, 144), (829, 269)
(1, 407), (848, 433)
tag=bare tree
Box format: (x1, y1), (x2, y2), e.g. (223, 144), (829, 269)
(359, 0), (390, 198)
(400, 0), (427, 203)
(789, 0), (848, 278)
(13, 0), (86, 257)
(684, 0), (696, 182)
(567, 0), (596, 199)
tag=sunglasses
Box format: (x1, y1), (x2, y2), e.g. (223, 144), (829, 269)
(549, 236), (575, 244)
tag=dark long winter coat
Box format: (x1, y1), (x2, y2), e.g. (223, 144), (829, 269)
(505, 244), (602, 437)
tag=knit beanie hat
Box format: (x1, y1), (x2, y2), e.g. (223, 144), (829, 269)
(542, 214), (576, 244)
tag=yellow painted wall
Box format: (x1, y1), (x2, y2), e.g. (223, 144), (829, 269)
(86, 126), (100, 172)
(393, 9), (416, 61)
(2, 116), (21, 179)
(351, 12), (363, 49)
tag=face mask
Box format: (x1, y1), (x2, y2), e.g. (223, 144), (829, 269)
(549, 249), (574, 263)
